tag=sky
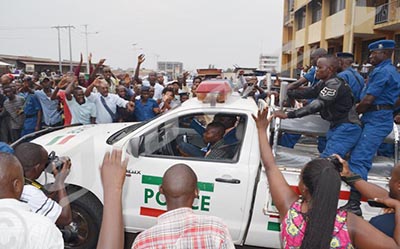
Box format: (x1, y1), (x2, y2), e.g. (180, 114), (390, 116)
(0, 0), (284, 71)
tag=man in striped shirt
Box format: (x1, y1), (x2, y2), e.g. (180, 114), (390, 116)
(132, 164), (234, 249)
(14, 142), (72, 226)
(3, 85), (25, 142)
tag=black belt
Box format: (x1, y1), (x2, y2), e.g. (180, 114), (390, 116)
(25, 113), (37, 118)
(42, 121), (63, 128)
(367, 104), (393, 112)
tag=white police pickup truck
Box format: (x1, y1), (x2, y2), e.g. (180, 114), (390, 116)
(28, 81), (393, 249)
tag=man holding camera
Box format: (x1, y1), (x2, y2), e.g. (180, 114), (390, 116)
(14, 142), (72, 226)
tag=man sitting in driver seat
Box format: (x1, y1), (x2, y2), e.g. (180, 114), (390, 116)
(179, 122), (235, 160)
(178, 113), (239, 158)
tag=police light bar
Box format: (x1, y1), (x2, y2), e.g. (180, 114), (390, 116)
(196, 80), (232, 103)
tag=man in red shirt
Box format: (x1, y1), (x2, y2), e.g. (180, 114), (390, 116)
(51, 76), (72, 125)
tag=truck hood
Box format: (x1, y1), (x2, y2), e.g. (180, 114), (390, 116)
(32, 123), (137, 157)
(32, 123), (139, 198)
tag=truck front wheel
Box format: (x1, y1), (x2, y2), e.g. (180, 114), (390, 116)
(63, 185), (103, 249)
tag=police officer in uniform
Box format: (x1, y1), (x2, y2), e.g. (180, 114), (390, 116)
(288, 48), (328, 89)
(279, 48), (328, 149)
(20, 77), (42, 136)
(337, 52), (364, 102)
(275, 54), (362, 158)
(342, 40), (400, 216)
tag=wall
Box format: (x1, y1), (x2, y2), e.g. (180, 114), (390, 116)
(354, 6), (375, 34)
(308, 21), (322, 44)
(325, 10), (345, 39)
(295, 29), (306, 48)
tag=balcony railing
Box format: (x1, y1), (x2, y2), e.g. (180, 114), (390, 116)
(375, 3), (389, 24)
(375, 0), (400, 25)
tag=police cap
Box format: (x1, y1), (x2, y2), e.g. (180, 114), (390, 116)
(368, 40), (396, 51)
(336, 52), (354, 59)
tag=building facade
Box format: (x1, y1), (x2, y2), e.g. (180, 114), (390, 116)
(0, 54), (88, 74)
(157, 61), (183, 79)
(281, 0), (400, 77)
(259, 54), (280, 72)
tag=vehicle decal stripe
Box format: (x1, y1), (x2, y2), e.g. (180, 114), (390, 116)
(142, 175), (162, 185)
(46, 136), (64, 145)
(142, 175), (214, 192)
(267, 215), (281, 232)
(197, 182), (214, 192)
(267, 222), (281, 232)
(57, 135), (75, 144)
(140, 207), (166, 217)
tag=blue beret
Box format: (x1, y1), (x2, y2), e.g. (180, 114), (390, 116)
(368, 40), (396, 51)
(336, 52), (354, 59)
(141, 86), (150, 91)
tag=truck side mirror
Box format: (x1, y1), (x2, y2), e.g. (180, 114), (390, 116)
(129, 136), (143, 158)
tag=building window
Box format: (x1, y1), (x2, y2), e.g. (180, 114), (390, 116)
(356, 0), (367, 6)
(296, 7), (306, 30)
(312, 0), (322, 23)
(356, 0), (375, 7)
(330, 0), (346, 15)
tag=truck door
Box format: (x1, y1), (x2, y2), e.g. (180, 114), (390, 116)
(122, 110), (259, 243)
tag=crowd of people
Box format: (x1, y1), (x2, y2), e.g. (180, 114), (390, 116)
(0, 38), (400, 249)
(0, 53), (201, 144)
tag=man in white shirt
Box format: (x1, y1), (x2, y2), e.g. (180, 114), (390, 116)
(65, 81), (96, 124)
(14, 142), (72, 226)
(85, 77), (135, 124)
(0, 152), (63, 249)
(153, 73), (165, 103)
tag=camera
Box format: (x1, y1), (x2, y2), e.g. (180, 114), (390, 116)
(326, 155), (343, 172)
(45, 151), (70, 174)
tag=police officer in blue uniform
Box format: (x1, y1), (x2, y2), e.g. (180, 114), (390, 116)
(275, 55), (362, 158)
(344, 40), (400, 216)
(19, 77), (42, 136)
(288, 48), (328, 89)
(337, 52), (364, 102)
(280, 48), (328, 149)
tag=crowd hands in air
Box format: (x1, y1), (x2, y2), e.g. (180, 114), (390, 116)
(0, 53), (199, 145)
(2, 39), (400, 248)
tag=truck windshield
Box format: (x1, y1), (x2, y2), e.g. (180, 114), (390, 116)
(106, 108), (177, 144)
(106, 122), (147, 145)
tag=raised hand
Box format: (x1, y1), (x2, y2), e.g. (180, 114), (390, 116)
(57, 76), (70, 89)
(100, 149), (128, 192)
(137, 54), (145, 64)
(183, 71), (190, 79)
(252, 107), (272, 131)
(98, 58), (106, 65)
(93, 76), (102, 87)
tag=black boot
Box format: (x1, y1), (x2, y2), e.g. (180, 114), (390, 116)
(341, 190), (362, 216)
